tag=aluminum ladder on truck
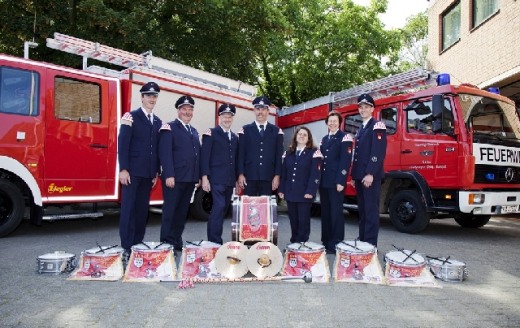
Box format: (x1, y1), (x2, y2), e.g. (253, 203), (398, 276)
(45, 32), (256, 98)
(332, 68), (439, 108)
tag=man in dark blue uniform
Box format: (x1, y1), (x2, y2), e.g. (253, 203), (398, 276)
(159, 95), (201, 250)
(319, 112), (353, 253)
(201, 104), (239, 244)
(351, 93), (387, 246)
(237, 96), (283, 196)
(118, 82), (162, 260)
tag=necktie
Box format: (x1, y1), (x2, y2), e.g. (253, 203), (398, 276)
(297, 150), (302, 157)
(259, 125), (265, 137)
(186, 124), (192, 134)
(148, 114), (153, 125)
(228, 131), (231, 140)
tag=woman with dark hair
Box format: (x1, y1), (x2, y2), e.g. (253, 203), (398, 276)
(278, 126), (323, 243)
(319, 112), (353, 254)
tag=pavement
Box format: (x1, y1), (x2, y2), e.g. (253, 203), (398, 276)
(1, 208), (519, 328)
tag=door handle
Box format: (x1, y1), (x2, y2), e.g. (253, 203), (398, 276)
(401, 149), (412, 154)
(90, 143), (108, 149)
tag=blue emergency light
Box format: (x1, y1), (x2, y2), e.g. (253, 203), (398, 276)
(485, 173), (495, 181)
(487, 87), (500, 94)
(436, 73), (450, 86)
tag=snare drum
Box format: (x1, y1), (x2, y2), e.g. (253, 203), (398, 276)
(132, 242), (173, 252)
(125, 242), (176, 281)
(180, 241), (221, 279)
(282, 242), (329, 282)
(287, 241), (325, 253)
(428, 257), (467, 282)
(336, 241), (376, 271)
(37, 251), (76, 274)
(84, 245), (124, 256)
(384, 250), (425, 278)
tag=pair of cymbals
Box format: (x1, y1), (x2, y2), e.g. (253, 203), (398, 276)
(214, 242), (283, 279)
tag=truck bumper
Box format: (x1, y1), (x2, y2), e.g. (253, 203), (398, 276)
(459, 191), (520, 215)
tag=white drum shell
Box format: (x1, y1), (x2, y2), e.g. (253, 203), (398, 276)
(428, 258), (467, 282)
(37, 251), (76, 274)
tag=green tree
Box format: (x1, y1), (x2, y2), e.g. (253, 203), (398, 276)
(392, 11), (428, 71)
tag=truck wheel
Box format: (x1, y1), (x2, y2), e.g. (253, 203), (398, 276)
(0, 180), (25, 237)
(189, 188), (211, 221)
(454, 214), (490, 228)
(389, 190), (430, 234)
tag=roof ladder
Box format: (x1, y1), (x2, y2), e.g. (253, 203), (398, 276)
(45, 32), (256, 97)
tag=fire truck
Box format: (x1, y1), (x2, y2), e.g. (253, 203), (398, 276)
(278, 69), (520, 233)
(0, 33), (276, 237)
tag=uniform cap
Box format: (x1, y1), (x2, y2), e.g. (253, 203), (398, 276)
(357, 93), (375, 107)
(175, 95), (195, 109)
(252, 96), (271, 108)
(140, 82), (160, 95)
(218, 103), (236, 116)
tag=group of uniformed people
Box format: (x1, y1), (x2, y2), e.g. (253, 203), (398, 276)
(117, 81), (387, 263)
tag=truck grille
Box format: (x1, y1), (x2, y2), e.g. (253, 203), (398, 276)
(474, 164), (520, 184)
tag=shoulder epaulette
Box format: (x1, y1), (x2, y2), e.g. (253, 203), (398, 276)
(121, 112), (133, 126)
(203, 128), (212, 136)
(238, 128), (244, 134)
(342, 134), (354, 142)
(373, 121), (386, 130)
(160, 123), (171, 131)
(313, 149), (324, 158)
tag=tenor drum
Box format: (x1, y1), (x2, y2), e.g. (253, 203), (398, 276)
(179, 241), (221, 279)
(384, 250), (425, 278)
(428, 257), (467, 282)
(37, 251), (76, 274)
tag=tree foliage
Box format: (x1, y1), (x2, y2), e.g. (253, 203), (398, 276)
(0, 0), (413, 107)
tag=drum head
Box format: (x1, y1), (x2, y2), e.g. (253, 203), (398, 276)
(336, 240), (375, 253)
(286, 241), (324, 252)
(132, 242), (172, 251)
(84, 245), (124, 255)
(185, 240), (221, 249)
(429, 257), (465, 267)
(385, 250), (425, 265)
(38, 251), (75, 260)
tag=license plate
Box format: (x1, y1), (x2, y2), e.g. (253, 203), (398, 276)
(501, 205), (520, 214)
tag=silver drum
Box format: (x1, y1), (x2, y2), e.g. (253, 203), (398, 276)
(37, 251), (76, 274)
(428, 257), (467, 282)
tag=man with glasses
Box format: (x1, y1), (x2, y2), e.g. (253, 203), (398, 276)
(159, 95), (201, 251)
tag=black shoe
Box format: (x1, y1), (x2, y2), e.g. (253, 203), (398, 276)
(122, 249), (131, 268)
(325, 248), (335, 255)
(173, 245), (183, 251)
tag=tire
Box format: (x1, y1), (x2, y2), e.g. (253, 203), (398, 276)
(189, 188), (211, 221)
(0, 179), (25, 237)
(454, 214), (491, 228)
(389, 189), (430, 234)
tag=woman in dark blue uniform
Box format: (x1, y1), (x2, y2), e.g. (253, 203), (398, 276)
(319, 112), (353, 254)
(278, 126), (323, 243)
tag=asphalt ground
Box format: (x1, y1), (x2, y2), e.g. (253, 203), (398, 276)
(1, 207), (519, 328)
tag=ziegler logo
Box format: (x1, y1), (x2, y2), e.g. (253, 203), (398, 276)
(505, 168), (515, 182)
(48, 183), (73, 193)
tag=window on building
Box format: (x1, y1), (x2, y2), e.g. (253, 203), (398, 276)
(472, 0), (499, 28)
(55, 77), (101, 123)
(0, 66), (39, 116)
(442, 1), (461, 51)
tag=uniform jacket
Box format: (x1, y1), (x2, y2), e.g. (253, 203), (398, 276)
(200, 125), (238, 187)
(118, 108), (162, 178)
(159, 119), (201, 183)
(319, 131), (353, 188)
(279, 147), (323, 203)
(351, 118), (387, 180)
(237, 122), (283, 180)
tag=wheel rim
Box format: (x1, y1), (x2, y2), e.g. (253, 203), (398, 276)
(0, 190), (14, 225)
(396, 200), (417, 225)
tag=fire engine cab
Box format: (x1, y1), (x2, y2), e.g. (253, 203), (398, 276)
(0, 33), (275, 237)
(278, 69), (520, 233)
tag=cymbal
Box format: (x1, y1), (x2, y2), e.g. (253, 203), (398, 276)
(214, 241), (249, 279)
(247, 242), (283, 278)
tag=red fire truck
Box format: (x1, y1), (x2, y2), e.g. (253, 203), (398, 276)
(278, 69), (520, 233)
(0, 33), (276, 237)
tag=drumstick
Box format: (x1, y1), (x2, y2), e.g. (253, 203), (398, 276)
(160, 273), (312, 284)
(340, 241), (362, 251)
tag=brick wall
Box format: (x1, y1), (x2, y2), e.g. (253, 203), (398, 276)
(427, 0), (520, 87)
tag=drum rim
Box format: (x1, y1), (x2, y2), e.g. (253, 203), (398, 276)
(37, 252), (75, 260)
(385, 251), (425, 266)
(286, 242), (324, 251)
(84, 246), (124, 255)
(336, 241), (375, 253)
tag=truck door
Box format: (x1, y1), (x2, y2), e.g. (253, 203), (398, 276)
(400, 98), (459, 187)
(379, 106), (400, 171)
(43, 72), (111, 199)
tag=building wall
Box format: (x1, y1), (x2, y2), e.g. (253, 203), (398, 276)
(427, 0), (520, 100)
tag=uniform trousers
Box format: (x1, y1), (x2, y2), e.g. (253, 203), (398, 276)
(119, 176), (153, 250)
(355, 180), (381, 246)
(287, 201), (312, 243)
(319, 187), (345, 251)
(160, 181), (195, 249)
(244, 180), (272, 196)
(207, 183), (234, 244)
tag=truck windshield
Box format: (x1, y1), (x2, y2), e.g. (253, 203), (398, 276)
(459, 94), (520, 140)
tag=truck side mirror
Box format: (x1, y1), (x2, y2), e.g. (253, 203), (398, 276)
(432, 94), (443, 119)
